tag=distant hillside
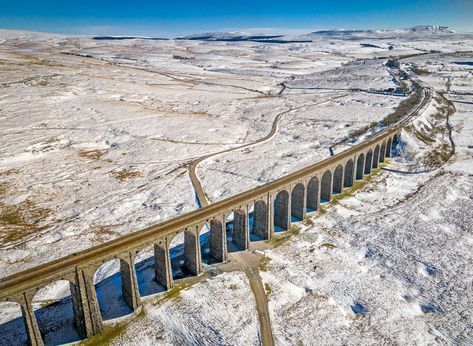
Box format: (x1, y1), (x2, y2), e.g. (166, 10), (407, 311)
(176, 32), (311, 43)
(309, 25), (456, 37)
(176, 25), (460, 43)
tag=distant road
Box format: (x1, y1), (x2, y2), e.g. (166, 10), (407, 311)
(188, 76), (432, 346)
(189, 93), (348, 207)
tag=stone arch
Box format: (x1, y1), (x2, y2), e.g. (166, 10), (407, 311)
(225, 210), (248, 252)
(344, 159), (354, 188)
(386, 137), (392, 158)
(274, 190), (290, 232)
(225, 212), (237, 253)
(0, 300), (29, 345)
(199, 223), (211, 265)
(372, 145), (380, 169)
(391, 133), (401, 156)
(320, 170), (332, 203)
(32, 280), (81, 344)
(232, 208), (248, 249)
(356, 154), (365, 180)
(380, 142), (386, 163)
(249, 200), (268, 241)
(306, 176), (319, 212)
(94, 258), (134, 320)
(364, 150), (373, 174)
(168, 229), (200, 281)
(393, 133), (400, 146)
(291, 183), (305, 221)
(134, 246), (165, 297)
(333, 165), (344, 194)
(209, 217), (227, 262)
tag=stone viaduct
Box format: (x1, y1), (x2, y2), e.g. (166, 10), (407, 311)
(0, 127), (400, 345)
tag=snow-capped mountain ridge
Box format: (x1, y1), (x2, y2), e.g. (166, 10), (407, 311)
(310, 25), (456, 36)
(177, 25), (458, 42)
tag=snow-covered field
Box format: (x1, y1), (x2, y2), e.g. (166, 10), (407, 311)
(0, 29), (406, 276)
(1, 26), (472, 345)
(261, 51), (473, 345)
(115, 272), (260, 345)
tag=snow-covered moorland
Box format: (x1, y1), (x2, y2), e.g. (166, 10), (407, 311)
(1, 26), (472, 345)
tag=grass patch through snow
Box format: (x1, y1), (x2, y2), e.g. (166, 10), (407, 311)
(328, 167), (383, 206)
(259, 256), (272, 272)
(264, 283), (272, 296)
(81, 308), (145, 346)
(266, 225), (300, 248)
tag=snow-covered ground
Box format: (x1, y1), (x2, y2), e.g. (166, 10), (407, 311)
(0, 29), (406, 276)
(115, 272), (260, 345)
(199, 91), (401, 202)
(260, 52), (473, 345)
(1, 27), (473, 345)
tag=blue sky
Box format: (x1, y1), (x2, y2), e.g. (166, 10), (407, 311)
(0, 0), (472, 37)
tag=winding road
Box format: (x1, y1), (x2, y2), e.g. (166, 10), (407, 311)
(188, 93), (349, 345)
(189, 93), (348, 207)
(187, 93), (349, 346)
(187, 74), (433, 346)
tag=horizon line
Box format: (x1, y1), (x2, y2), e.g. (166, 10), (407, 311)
(1, 23), (472, 39)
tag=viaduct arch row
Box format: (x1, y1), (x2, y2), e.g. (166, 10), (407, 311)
(0, 129), (402, 345)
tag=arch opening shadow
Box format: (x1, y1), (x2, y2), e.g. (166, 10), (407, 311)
(320, 170), (332, 203)
(391, 134), (401, 156)
(226, 211), (246, 252)
(393, 133), (400, 146)
(291, 183), (305, 222)
(33, 281), (81, 345)
(0, 301), (29, 346)
(380, 142), (386, 163)
(199, 223), (212, 265)
(372, 145), (380, 168)
(32, 280), (81, 345)
(169, 232), (195, 281)
(306, 177), (319, 212)
(249, 200), (267, 241)
(344, 159), (354, 188)
(134, 247), (165, 298)
(274, 190), (289, 232)
(94, 259), (133, 321)
(364, 150), (373, 175)
(386, 138), (392, 158)
(333, 165), (343, 194)
(356, 154), (365, 180)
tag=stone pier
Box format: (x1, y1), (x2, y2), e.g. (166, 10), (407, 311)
(253, 200), (268, 239)
(184, 229), (201, 275)
(71, 269), (103, 338)
(120, 255), (141, 311)
(154, 241), (172, 289)
(210, 218), (227, 262)
(19, 292), (43, 346)
(233, 209), (249, 249)
(291, 184), (305, 220)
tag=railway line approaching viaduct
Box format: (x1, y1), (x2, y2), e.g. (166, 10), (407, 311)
(0, 85), (431, 346)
